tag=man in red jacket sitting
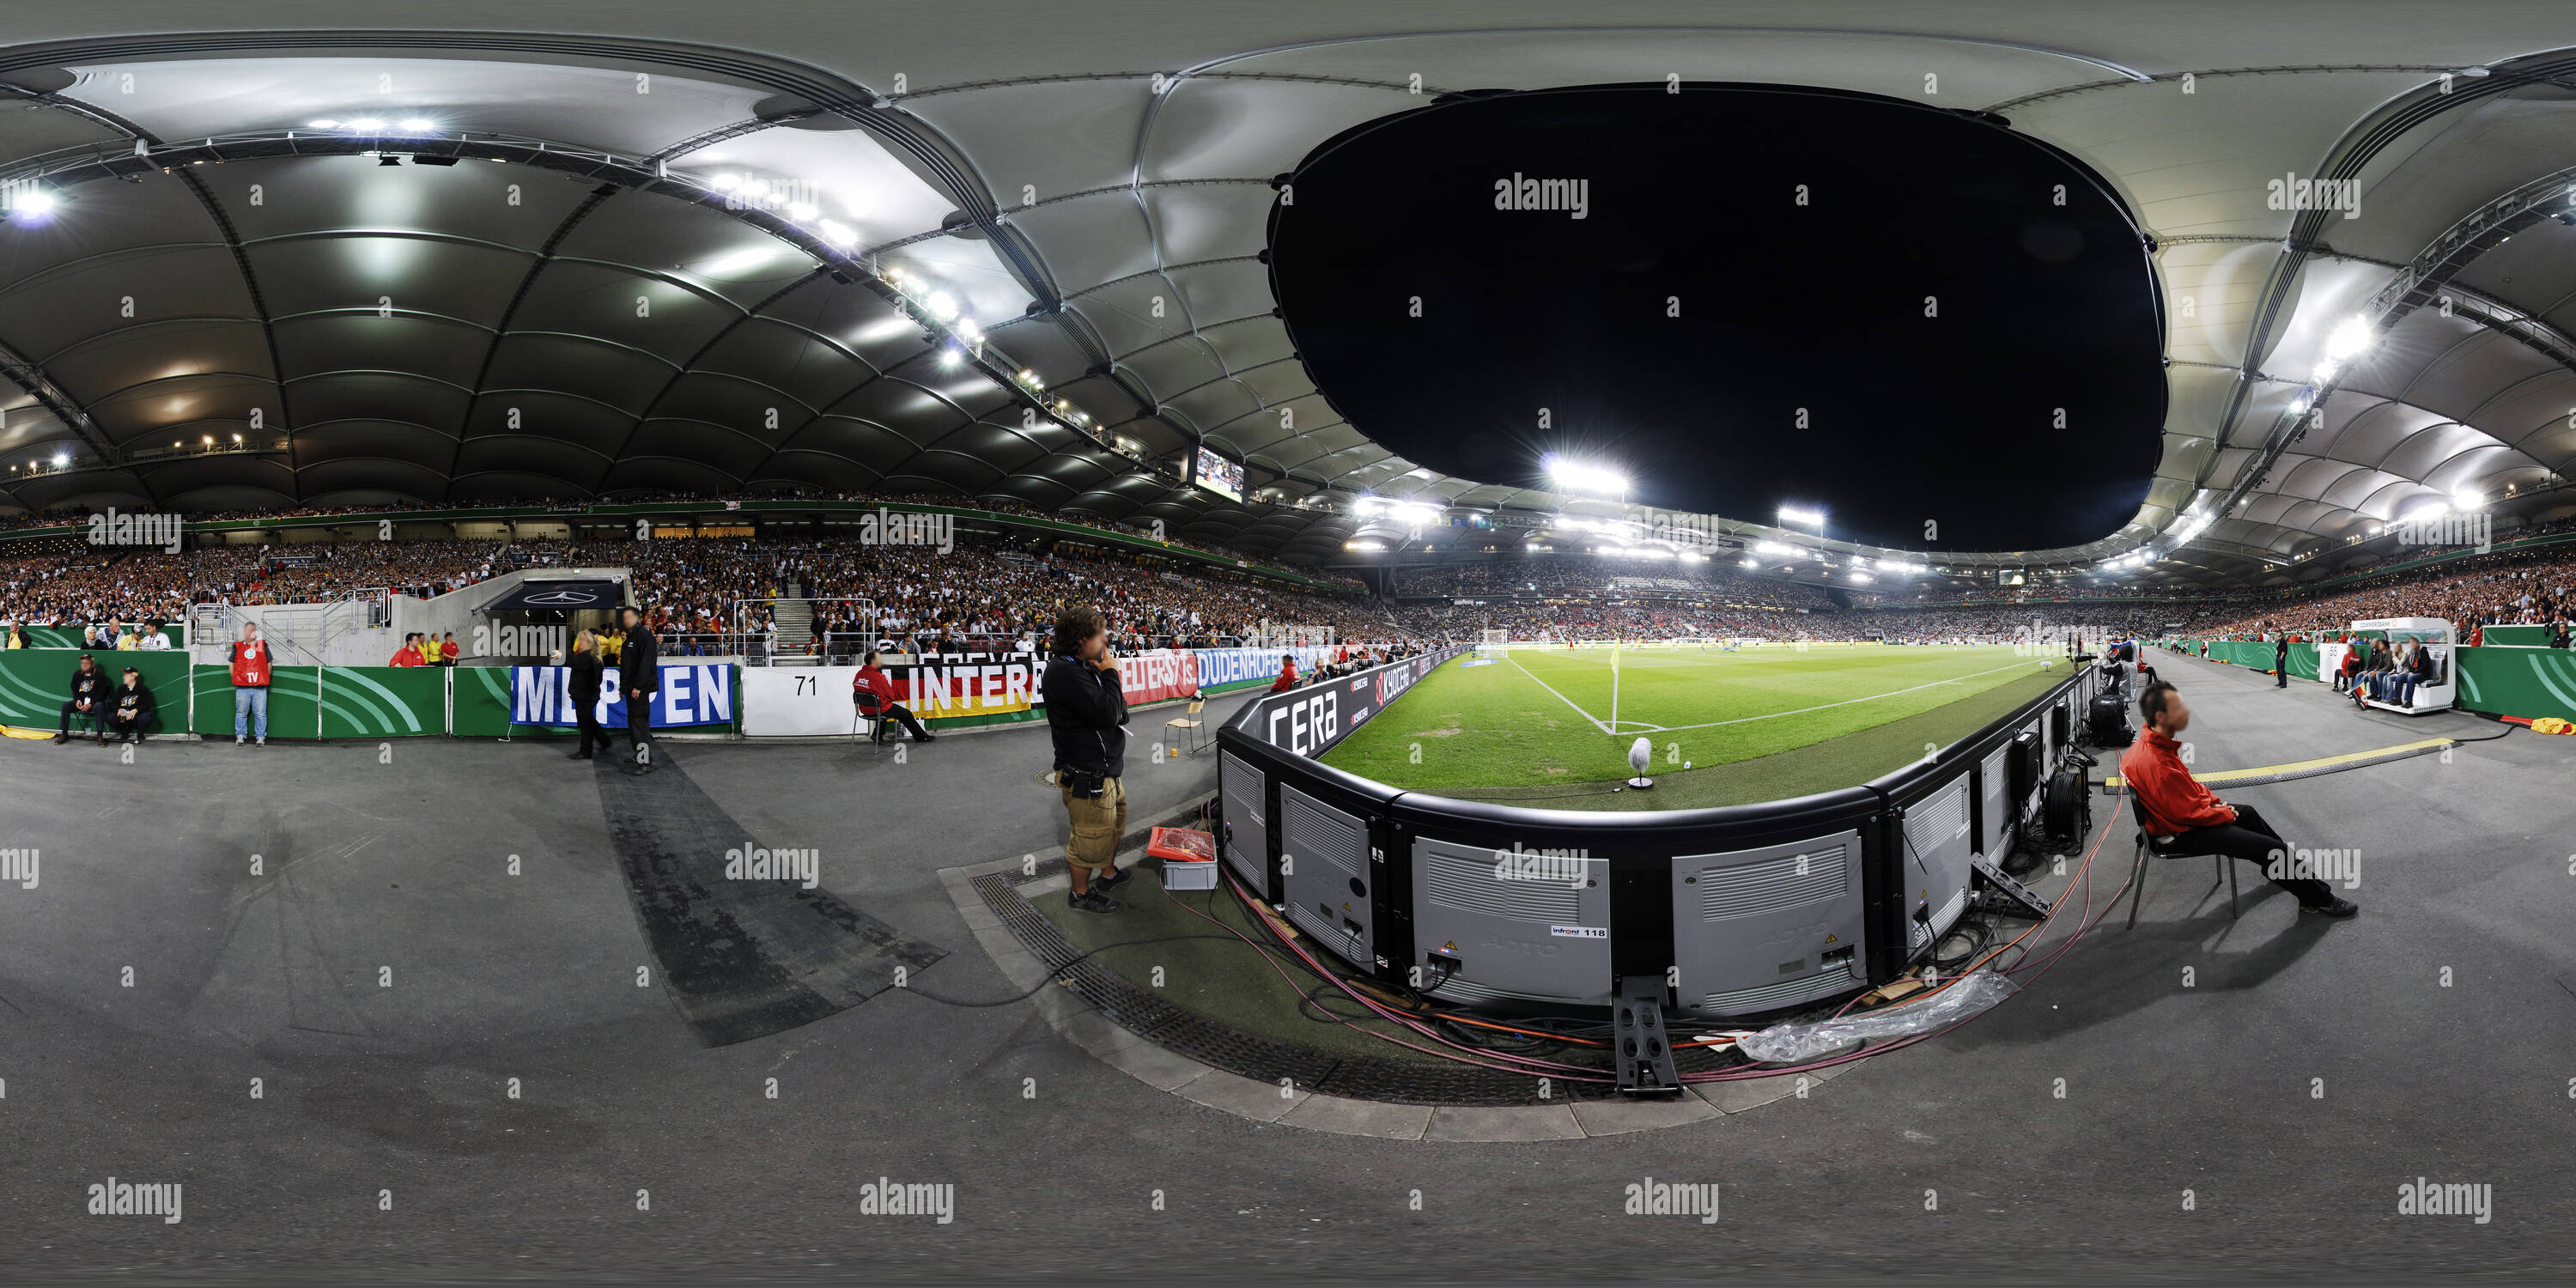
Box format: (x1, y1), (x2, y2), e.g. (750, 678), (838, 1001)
(2119, 681), (2357, 919)
(853, 649), (933, 743)
(1267, 653), (1297, 694)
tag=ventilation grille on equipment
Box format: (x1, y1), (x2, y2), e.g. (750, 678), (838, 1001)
(1698, 847), (1847, 920)
(1930, 885), (1969, 937)
(1905, 779), (1971, 854)
(1697, 961), (1858, 1016)
(1279, 786), (1364, 878)
(1425, 848), (1582, 922)
(1218, 750), (1266, 883)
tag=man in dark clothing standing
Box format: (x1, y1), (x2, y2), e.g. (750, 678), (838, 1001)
(618, 606), (659, 775)
(1042, 606), (1130, 914)
(2275, 633), (2290, 688)
(108, 665), (155, 744)
(56, 653), (112, 744)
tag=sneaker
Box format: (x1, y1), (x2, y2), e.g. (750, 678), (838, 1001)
(1093, 866), (1133, 890)
(1067, 890), (1121, 914)
(235, 736), (246, 745)
(2300, 897), (2360, 920)
(255, 738), (266, 747)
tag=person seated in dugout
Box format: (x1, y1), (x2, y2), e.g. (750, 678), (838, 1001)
(54, 653), (112, 744)
(2119, 681), (2358, 920)
(107, 665), (155, 743)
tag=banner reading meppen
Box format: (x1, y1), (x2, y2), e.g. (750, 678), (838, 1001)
(509, 663), (734, 727)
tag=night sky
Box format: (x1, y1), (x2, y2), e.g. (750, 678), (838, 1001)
(1268, 82), (2166, 552)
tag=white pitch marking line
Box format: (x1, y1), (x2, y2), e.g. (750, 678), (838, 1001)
(1504, 653), (1611, 734)
(1603, 659), (2049, 736)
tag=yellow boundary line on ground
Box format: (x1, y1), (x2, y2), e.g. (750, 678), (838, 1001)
(2101, 736), (2456, 789)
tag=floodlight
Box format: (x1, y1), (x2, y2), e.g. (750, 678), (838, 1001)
(2323, 315), (2375, 363)
(1542, 453), (1628, 497)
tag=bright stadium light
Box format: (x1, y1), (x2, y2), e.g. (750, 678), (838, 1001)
(1740, 557), (1759, 568)
(1777, 504), (1825, 531)
(2453, 484), (2486, 508)
(1849, 572), (1873, 584)
(1543, 453), (1628, 497)
(2324, 315), (2376, 364)
(2405, 499), (2451, 523)
(1754, 540), (1796, 556)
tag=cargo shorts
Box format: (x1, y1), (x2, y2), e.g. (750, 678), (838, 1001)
(1060, 775), (1127, 871)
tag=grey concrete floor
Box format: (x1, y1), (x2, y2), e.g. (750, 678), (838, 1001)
(2, 666), (2572, 1280)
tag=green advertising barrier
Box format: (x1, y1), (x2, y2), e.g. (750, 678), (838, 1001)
(193, 665), (322, 738)
(2287, 642), (2321, 682)
(0, 650), (192, 734)
(2456, 647), (2576, 722)
(15, 623), (184, 649)
(2477, 623), (2553, 648)
(190, 665), (447, 738)
(453, 665), (570, 737)
(318, 667), (447, 738)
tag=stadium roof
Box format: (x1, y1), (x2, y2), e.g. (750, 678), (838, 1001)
(0, 7), (2572, 586)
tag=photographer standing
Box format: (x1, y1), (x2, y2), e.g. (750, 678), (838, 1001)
(1043, 607), (1131, 915)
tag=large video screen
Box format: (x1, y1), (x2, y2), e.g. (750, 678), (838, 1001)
(1194, 446), (1244, 502)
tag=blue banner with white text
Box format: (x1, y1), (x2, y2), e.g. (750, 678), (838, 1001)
(507, 664), (734, 727)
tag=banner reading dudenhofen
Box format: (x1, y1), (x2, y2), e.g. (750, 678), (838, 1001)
(509, 663), (736, 727)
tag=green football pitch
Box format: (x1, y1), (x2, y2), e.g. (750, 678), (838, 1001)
(1320, 642), (2069, 811)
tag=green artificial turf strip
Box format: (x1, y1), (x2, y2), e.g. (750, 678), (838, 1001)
(1033, 862), (1458, 1063)
(1322, 643), (2071, 810)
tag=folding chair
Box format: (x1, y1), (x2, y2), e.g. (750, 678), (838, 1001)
(1163, 694), (1208, 756)
(854, 690), (895, 745)
(2125, 829), (2239, 927)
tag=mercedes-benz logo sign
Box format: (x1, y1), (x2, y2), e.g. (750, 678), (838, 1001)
(524, 588), (602, 605)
